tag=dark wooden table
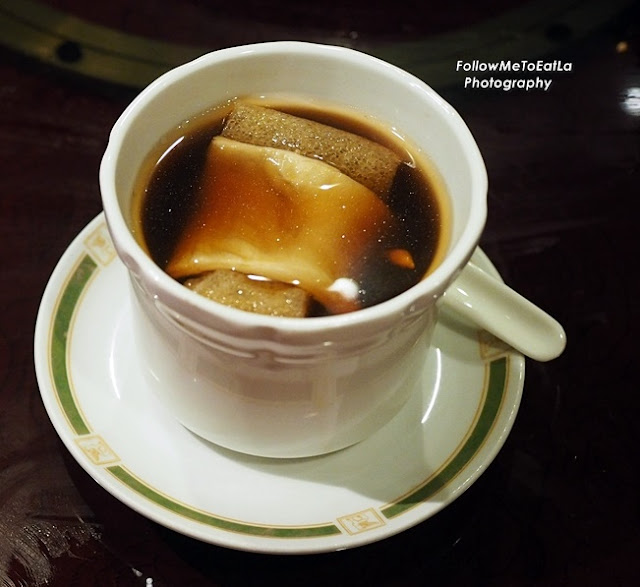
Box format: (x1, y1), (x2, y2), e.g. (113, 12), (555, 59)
(1, 1), (639, 585)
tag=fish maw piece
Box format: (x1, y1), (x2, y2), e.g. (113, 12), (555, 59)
(184, 270), (311, 317)
(166, 136), (393, 314)
(221, 103), (401, 197)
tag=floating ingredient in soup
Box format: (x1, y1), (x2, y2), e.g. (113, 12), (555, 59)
(184, 269), (311, 318)
(221, 102), (402, 197)
(166, 135), (394, 314)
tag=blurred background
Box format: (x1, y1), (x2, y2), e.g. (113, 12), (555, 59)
(2, 0), (635, 88)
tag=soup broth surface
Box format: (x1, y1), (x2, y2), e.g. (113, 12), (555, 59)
(132, 96), (449, 316)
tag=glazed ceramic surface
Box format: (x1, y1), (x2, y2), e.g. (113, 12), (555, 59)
(99, 42), (488, 456)
(34, 215), (524, 553)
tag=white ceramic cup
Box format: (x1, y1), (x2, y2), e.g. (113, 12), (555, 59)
(100, 41), (564, 458)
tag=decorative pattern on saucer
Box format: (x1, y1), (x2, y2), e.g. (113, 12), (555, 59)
(75, 435), (120, 466)
(338, 509), (387, 535)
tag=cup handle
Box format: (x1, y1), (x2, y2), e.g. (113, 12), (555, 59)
(442, 260), (567, 362)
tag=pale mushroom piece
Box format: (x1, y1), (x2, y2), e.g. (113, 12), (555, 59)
(166, 137), (394, 314)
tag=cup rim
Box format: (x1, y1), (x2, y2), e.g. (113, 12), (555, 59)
(100, 40), (487, 336)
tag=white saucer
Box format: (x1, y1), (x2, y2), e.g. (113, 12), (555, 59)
(34, 214), (525, 555)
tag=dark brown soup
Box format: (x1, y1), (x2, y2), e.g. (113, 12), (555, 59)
(133, 97), (448, 316)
